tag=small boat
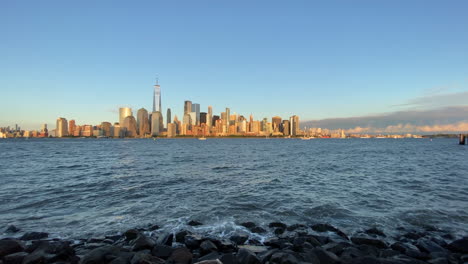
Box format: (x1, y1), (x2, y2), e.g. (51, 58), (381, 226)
(198, 137), (207, 141)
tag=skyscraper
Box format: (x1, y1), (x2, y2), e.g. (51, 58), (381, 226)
(289, 115), (299, 136)
(153, 79), (161, 112)
(119, 107), (132, 125)
(166, 108), (172, 128)
(272, 116), (282, 132)
(123, 116), (137, 137)
(151, 111), (163, 136)
(184, 101), (192, 115)
(137, 108), (150, 137)
(192, 103), (200, 125)
(69, 120), (76, 136)
(207, 106), (213, 128)
(56, 117), (68, 137)
(225, 107), (230, 129)
(200, 112), (207, 124)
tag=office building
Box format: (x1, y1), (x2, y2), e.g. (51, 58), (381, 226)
(153, 80), (161, 112)
(184, 101), (192, 115)
(151, 111), (163, 136)
(56, 117), (68, 137)
(192, 103), (200, 125)
(119, 107), (132, 126)
(167, 108), (172, 128)
(137, 108), (150, 137)
(123, 116), (137, 137)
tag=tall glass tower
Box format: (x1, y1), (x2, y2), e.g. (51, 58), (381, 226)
(153, 79), (161, 112)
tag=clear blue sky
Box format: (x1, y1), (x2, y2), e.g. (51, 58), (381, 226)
(1, 0), (467, 130)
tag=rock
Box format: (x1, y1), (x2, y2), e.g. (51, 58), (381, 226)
(20, 232), (48, 241)
(125, 229), (140, 241)
(416, 238), (446, 253)
(200, 240), (218, 255)
(356, 244), (380, 257)
(215, 239), (236, 252)
(264, 237), (282, 248)
(269, 251), (299, 264)
(379, 249), (399, 258)
(188, 220), (203, 226)
(131, 251), (165, 264)
(250, 226), (267, 234)
(274, 228), (285, 235)
(194, 260), (222, 264)
(167, 247), (192, 264)
(351, 237), (388, 249)
(0, 240), (24, 258)
(237, 248), (260, 264)
(22, 251), (55, 264)
(197, 252), (221, 262)
(156, 233), (173, 246)
(79, 245), (122, 264)
(311, 248), (340, 264)
(427, 258), (449, 264)
(132, 234), (156, 251)
(238, 245), (268, 254)
(323, 242), (351, 255)
(106, 234), (123, 242)
(447, 237), (468, 253)
(365, 227), (386, 237)
(269, 222), (287, 229)
(151, 245), (173, 259)
(4, 225), (20, 233)
(185, 234), (203, 249)
(220, 253), (239, 264)
(2, 252), (28, 264)
(286, 224), (306, 232)
(258, 249), (280, 263)
(402, 231), (425, 240)
(241, 222), (257, 229)
(230, 233), (248, 245)
(311, 224), (348, 240)
(311, 235), (330, 245)
(149, 225), (160, 231)
(175, 230), (190, 243)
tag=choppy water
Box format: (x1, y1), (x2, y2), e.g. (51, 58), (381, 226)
(0, 138), (467, 240)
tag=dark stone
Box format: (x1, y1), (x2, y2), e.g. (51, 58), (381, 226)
(167, 247), (192, 264)
(149, 225), (160, 231)
(323, 242), (351, 255)
(427, 258), (449, 264)
(188, 220), (203, 226)
(215, 239), (236, 252)
(269, 252), (299, 264)
(220, 253), (239, 264)
(175, 230), (190, 243)
(132, 234), (156, 251)
(274, 228), (285, 235)
(237, 248), (260, 264)
(379, 249), (400, 258)
(364, 227), (386, 237)
(402, 231), (425, 240)
(311, 224), (348, 240)
(200, 240), (218, 255)
(258, 249), (279, 263)
(20, 232), (48, 241)
(356, 244), (380, 257)
(0, 240), (24, 258)
(4, 225), (20, 233)
(250, 226), (267, 234)
(269, 222), (287, 229)
(2, 252), (28, 264)
(131, 251), (164, 264)
(310, 235), (329, 245)
(156, 233), (173, 246)
(197, 252), (221, 262)
(230, 233), (248, 245)
(351, 237), (388, 249)
(194, 260), (222, 264)
(106, 234), (122, 242)
(241, 222), (257, 229)
(124, 229), (140, 241)
(416, 238), (446, 253)
(151, 245), (173, 259)
(340, 246), (365, 261)
(447, 237), (468, 253)
(311, 248), (340, 264)
(185, 234), (203, 249)
(79, 245), (122, 264)
(263, 237), (282, 248)
(22, 251), (54, 264)
(430, 236), (448, 247)
(87, 237), (105, 243)
(286, 224), (306, 232)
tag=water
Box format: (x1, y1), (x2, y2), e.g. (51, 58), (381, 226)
(0, 138), (467, 240)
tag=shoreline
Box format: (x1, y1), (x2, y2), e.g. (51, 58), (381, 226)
(1, 221), (467, 264)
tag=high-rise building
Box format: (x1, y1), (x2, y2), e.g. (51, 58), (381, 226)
(137, 108), (150, 137)
(112, 123), (121, 138)
(183, 113), (192, 127)
(289, 115), (299, 136)
(225, 108), (230, 129)
(123, 116), (137, 137)
(212, 115), (220, 127)
(167, 123), (176, 138)
(192, 103), (200, 125)
(272, 116), (282, 132)
(101, 122), (111, 137)
(200, 112), (207, 124)
(207, 106), (213, 128)
(119, 107), (132, 126)
(166, 108), (172, 128)
(283, 120), (290, 136)
(56, 117), (68, 137)
(68, 120), (76, 136)
(151, 111), (163, 136)
(184, 101), (192, 115)
(153, 79), (161, 112)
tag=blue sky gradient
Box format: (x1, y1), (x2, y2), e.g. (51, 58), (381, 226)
(1, 0), (467, 129)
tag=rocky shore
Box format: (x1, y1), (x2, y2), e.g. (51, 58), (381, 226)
(1, 221), (467, 264)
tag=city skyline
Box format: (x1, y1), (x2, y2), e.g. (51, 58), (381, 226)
(1, 1), (468, 131)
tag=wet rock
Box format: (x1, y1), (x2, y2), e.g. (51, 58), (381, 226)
(241, 222), (257, 229)
(175, 230), (190, 243)
(258, 249), (280, 263)
(427, 258), (449, 264)
(364, 227), (386, 237)
(220, 253), (239, 264)
(149, 224), (160, 231)
(0, 240), (24, 258)
(238, 245), (268, 254)
(250, 226), (267, 234)
(79, 245), (122, 264)
(286, 224), (306, 232)
(185, 234), (203, 249)
(323, 242), (351, 255)
(22, 251), (55, 264)
(20, 232), (48, 241)
(402, 231), (425, 240)
(447, 236), (468, 253)
(132, 234), (156, 251)
(151, 245), (173, 259)
(311, 235), (330, 245)
(311, 224), (348, 240)
(131, 251), (164, 264)
(430, 236), (448, 247)
(229, 233), (248, 245)
(274, 228), (285, 235)
(84, 242), (108, 250)
(2, 252), (28, 264)
(200, 240), (218, 255)
(188, 220), (203, 226)
(194, 260), (222, 264)
(197, 252), (221, 262)
(416, 238), (446, 253)
(269, 222), (287, 229)
(106, 234), (122, 242)
(215, 239), (236, 252)
(4, 225), (20, 233)
(264, 237), (282, 248)
(156, 233), (173, 246)
(311, 248), (340, 264)
(351, 237), (388, 249)
(167, 247), (192, 264)
(269, 251), (299, 264)
(125, 229), (140, 241)
(379, 249), (400, 258)
(340, 246), (365, 261)
(237, 248), (260, 264)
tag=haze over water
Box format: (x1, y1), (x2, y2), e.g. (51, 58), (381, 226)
(1, 138), (467, 240)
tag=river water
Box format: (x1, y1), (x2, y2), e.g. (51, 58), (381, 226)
(0, 138), (467, 240)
